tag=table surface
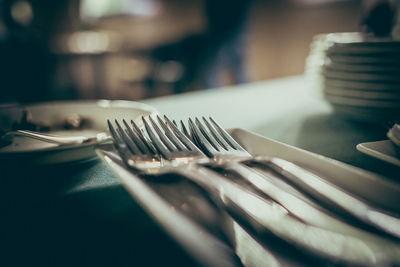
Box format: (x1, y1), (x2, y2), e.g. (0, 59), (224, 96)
(144, 75), (398, 178)
(2, 75), (399, 266)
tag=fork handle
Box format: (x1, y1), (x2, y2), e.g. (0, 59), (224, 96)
(254, 157), (400, 240)
(8, 130), (89, 145)
(218, 161), (400, 261)
(174, 165), (378, 266)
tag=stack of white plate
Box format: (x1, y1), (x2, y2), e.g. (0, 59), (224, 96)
(306, 32), (400, 122)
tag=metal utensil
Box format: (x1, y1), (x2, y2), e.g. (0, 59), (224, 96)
(108, 115), (380, 266)
(98, 148), (282, 267)
(107, 118), (239, 267)
(2, 130), (110, 146)
(185, 116), (400, 263)
(188, 116), (400, 241)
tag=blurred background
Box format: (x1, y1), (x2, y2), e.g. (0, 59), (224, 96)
(0, 0), (364, 103)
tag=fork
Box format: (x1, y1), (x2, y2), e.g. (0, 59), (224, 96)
(187, 116), (400, 241)
(107, 119), (241, 267)
(185, 117), (400, 262)
(108, 116), (382, 266)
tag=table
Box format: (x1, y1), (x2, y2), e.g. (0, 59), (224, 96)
(1, 76), (398, 266)
(145, 75), (398, 178)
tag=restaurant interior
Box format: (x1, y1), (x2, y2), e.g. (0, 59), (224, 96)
(1, 0), (364, 102)
(1, 0), (400, 266)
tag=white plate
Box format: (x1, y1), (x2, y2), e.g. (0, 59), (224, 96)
(0, 100), (157, 165)
(357, 140), (400, 167)
(322, 32), (400, 55)
(322, 32), (399, 44)
(328, 54), (400, 65)
(325, 78), (400, 91)
(327, 46), (400, 55)
(323, 63), (400, 74)
(325, 86), (400, 100)
(323, 68), (400, 83)
(324, 94), (400, 108)
(229, 129), (400, 213)
(311, 33), (400, 63)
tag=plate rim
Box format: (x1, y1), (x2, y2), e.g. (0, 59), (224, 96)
(0, 99), (158, 113)
(356, 140), (400, 167)
(0, 99), (158, 157)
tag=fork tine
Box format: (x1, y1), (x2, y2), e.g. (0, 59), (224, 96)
(202, 116), (230, 150)
(209, 117), (246, 151)
(130, 119), (157, 155)
(142, 116), (173, 160)
(156, 115), (186, 151)
(107, 120), (135, 167)
(174, 119), (193, 141)
(130, 119), (146, 140)
(148, 116), (177, 152)
(115, 120), (142, 155)
(195, 117), (221, 151)
(180, 120), (192, 140)
(123, 119), (152, 155)
(108, 120), (123, 145)
(173, 119), (193, 141)
(188, 118), (218, 156)
(184, 120), (199, 145)
(163, 115), (199, 152)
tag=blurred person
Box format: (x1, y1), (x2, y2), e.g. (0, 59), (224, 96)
(360, 0), (397, 36)
(152, 0), (252, 92)
(200, 0), (252, 88)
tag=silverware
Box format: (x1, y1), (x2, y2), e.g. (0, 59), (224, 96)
(98, 148), (282, 267)
(108, 115), (379, 266)
(185, 116), (400, 263)
(188, 116), (400, 241)
(2, 130), (110, 146)
(107, 118), (239, 267)
(104, 119), (285, 266)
